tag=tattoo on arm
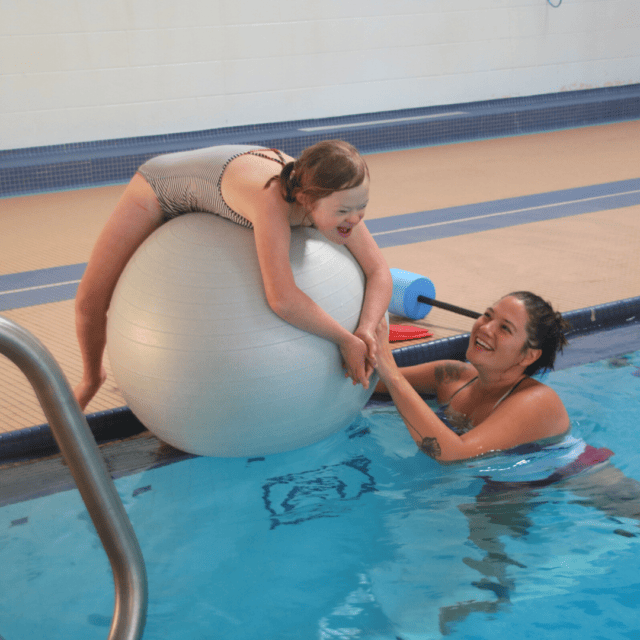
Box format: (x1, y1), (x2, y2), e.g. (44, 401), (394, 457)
(417, 437), (442, 459)
(400, 410), (442, 459)
(434, 362), (464, 385)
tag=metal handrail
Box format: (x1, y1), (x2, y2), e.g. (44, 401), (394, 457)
(0, 315), (147, 640)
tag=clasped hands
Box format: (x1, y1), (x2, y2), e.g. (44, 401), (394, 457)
(341, 318), (394, 389)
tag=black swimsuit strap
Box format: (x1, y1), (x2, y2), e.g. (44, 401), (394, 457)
(493, 375), (527, 409)
(246, 149), (287, 167)
(443, 376), (479, 408)
(443, 374), (527, 412)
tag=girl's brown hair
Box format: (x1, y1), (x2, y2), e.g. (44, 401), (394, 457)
(267, 140), (368, 206)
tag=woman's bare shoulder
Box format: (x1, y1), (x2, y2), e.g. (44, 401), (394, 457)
(517, 377), (564, 403)
(501, 377), (570, 435)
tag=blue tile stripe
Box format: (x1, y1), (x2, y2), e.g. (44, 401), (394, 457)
(2, 178), (638, 312)
(367, 178), (640, 248)
(0, 264), (85, 311)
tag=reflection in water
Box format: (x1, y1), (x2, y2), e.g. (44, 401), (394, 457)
(439, 465), (640, 635)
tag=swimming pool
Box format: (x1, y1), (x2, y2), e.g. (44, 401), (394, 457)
(1, 324), (639, 639)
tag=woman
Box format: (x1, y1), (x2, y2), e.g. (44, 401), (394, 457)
(74, 140), (392, 410)
(374, 292), (635, 630)
(374, 291), (575, 462)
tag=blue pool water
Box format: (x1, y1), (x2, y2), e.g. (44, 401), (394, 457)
(1, 347), (640, 639)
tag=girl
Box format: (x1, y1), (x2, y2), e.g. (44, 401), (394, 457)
(74, 140), (392, 410)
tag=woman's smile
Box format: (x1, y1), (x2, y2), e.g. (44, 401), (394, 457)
(474, 336), (494, 351)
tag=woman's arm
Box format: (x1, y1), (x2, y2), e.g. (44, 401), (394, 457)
(374, 319), (569, 462)
(74, 175), (164, 409)
(375, 359), (472, 397)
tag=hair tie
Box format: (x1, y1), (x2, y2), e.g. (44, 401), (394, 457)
(281, 162), (298, 202)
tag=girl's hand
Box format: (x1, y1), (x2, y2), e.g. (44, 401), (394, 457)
(339, 334), (372, 389)
(355, 325), (377, 367)
(73, 366), (107, 411)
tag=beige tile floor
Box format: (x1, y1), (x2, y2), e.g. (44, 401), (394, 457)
(1, 120), (639, 436)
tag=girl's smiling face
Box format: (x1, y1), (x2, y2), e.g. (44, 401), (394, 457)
(467, 296), (541, 374)
(306, 177), (369, 244)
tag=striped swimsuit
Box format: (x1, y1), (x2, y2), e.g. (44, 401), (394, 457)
(137, 145), (287, 228)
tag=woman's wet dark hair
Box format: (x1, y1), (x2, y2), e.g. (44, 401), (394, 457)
(506, 291), (571, 376)
(267, 140), (368, 206)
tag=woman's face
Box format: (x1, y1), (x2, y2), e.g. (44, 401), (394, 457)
(467, 296), (539, 374)
(306, 176), (369, 244)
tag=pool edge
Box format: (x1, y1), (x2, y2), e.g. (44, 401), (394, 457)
(1, 296), (638, 464)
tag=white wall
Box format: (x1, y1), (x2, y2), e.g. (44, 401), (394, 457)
(1, 0), (638, 151)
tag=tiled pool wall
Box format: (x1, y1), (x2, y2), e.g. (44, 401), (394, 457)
(2, 84), (640, 198)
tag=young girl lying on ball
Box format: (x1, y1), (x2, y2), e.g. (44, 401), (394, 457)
(74, 141), (392, 410)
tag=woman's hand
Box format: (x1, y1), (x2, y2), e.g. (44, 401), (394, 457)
(73, 366), (107, 411)
(339, 333), (373, 388)
(372, 317), (397, 380)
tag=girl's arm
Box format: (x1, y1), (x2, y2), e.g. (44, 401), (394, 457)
(251, 199), (373, 387)
(374, 319), (569, 462)
(343, 222), (393, 369)
(74, 176), (164, 409)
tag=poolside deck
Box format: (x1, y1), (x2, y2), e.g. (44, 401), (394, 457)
(1, 120), (639, 438)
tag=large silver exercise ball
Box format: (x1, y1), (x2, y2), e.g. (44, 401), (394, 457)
(106, 213), (376, 457)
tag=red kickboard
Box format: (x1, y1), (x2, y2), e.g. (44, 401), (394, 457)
(389, 324), (433, 342)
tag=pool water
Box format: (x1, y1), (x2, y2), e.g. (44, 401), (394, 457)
(1, 350), (640, 639)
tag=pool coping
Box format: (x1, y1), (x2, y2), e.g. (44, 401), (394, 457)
(391, 295), (640, 367)
(1, 295), (638, 464)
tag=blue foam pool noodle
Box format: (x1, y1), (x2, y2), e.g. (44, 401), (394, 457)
(389, 268), (437, 320)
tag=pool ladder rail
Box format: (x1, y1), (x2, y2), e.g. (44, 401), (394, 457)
(0, 314), (148, 640)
